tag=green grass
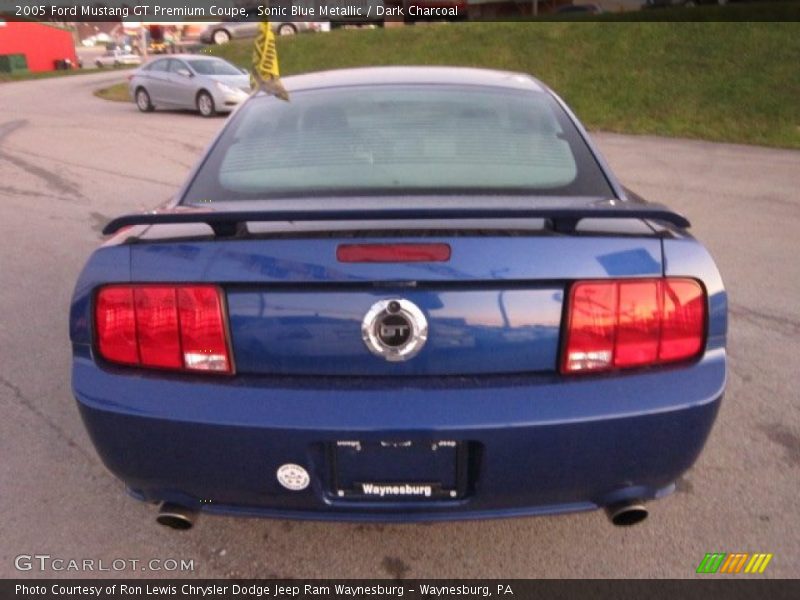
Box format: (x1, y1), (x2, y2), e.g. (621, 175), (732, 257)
(94, 82), (130, 102)
(204, 20), (800, 149)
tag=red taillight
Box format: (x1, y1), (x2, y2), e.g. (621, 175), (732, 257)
(561, 278), (705, 374)
(134, 287), (182, 369)
(177, 287), (231, 372)
(95, 287), (137, 365)
(337, 243), (451, 263)
(562, 282), (617, 373)
(615, 280), (661, 368)
(95, 285), (232, 374)
(659, 279), (706, 362)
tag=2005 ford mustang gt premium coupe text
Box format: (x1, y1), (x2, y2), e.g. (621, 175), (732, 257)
(70, 67), (726, 529)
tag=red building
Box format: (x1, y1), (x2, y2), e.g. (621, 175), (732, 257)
(0, 21), (77, 72)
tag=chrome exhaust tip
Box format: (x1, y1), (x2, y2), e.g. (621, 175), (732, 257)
(605, 501), (648, 526)
(156, 502), (196, 530)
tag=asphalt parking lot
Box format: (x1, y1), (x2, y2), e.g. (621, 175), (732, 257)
(0, 71), (798, 579)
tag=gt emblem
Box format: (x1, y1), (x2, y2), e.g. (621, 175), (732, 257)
(362, 299), (428, 362)
(379, 318), (410, 345)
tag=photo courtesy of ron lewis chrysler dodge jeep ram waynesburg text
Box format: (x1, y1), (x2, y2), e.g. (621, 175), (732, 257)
(70, 67), (726, 530)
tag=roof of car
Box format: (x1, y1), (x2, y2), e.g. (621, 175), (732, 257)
(149, 54), (221, 61)
(278, 67), (547, 93)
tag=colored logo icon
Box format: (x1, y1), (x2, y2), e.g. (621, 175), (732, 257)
(697, 553), (773, 574)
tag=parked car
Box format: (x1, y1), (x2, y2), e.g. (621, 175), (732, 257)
(555, 3), (603, 13)
(95, 49), (142, 68)
(644, 0), (731, 7)
(128, 55), (250, 117)
(72, 67), (726, 529)
(81, 33), (112, 47)
(200, 19), (329, 45)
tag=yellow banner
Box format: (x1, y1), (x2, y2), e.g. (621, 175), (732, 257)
(252, 21), (280, 81)
(251, 21), (288, 101)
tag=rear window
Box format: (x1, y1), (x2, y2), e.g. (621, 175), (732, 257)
(182, 85), (613, 203)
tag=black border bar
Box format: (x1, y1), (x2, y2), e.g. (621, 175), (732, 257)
(4, 579), (800, 600)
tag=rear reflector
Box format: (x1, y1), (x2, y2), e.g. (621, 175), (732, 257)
(561, 278), (705, 374)
(95, 285), (232, 374)
(337, 243), (451, 263)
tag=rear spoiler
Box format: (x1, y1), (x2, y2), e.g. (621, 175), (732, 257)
(102, 206), (690, 237)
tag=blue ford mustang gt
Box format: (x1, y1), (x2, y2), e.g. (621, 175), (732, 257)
(70, 67), (726, 529)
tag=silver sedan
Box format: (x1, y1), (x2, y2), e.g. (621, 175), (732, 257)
(129, 55), (251, 117)
(95, 49), (142, 68)
(200, 20), (329, 45)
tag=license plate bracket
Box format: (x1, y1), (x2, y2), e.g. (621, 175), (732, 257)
(330, 440), (467, 501)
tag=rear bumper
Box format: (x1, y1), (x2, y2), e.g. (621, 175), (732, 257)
(72, 348), (725, 521)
